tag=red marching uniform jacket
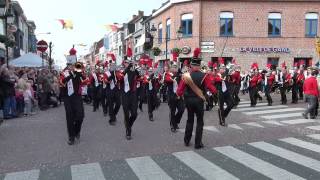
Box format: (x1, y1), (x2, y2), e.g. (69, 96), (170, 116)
(249, 74), (262, 88)
(231, 71), (241, 85)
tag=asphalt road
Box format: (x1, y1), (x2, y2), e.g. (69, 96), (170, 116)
(0, 94), (320, 179)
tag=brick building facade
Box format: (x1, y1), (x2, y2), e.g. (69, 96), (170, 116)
(150, 0), (320, 69)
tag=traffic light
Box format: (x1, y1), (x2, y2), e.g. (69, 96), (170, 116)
(316, 37), (320, 56)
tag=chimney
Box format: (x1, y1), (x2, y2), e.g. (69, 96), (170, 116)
(138, 11), (144, 16)
(132, 15), (137, 19)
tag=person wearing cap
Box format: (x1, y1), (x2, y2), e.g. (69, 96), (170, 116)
(230, 65), (241, 108)
(176, 53), (218, 149)
(297, 65), (305, 100)
(145, 68), (160, 121)
(249, 64), (261, 107)
(302, 68), (319, 119)
(60, 62), (87, 145)
(264, 64), (275, 106)
(89, 64), (103, 112)
(121, 59), (140, 140)
(105, 61), (121, 125)
(291, 63), (300, 104)
(101, 63), (111, 117)
(278, 63), (291, 104)
(165, 63), (185, 132)
(214, 61), (234, 126)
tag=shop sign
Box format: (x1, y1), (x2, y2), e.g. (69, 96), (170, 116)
(240, 47), (290, 53)
(201, 41), (215, 53)
(181, 46), (191, 55)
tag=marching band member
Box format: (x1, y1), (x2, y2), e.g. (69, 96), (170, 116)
(230, 63), (241, 107)
(60, 61), (86, 145)
(145, 68), (160, 121)
(215, 58), (234, 126)
(206, 61), (215, 111)
(165, 63), (185, 132)
(278, 62), (291, 104)
(297, 64), (305, 100)
(121, 58), (140, 140)
(176, 49), (217, 149)
(264, 64), (275, 106)
(291, 63), (300, 104)
(89, 64), (103, 112)
(101, 62), (110, 116)
(249, 63), (261, 107)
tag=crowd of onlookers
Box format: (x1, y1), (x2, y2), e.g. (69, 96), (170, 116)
(0, 59), (61, 123)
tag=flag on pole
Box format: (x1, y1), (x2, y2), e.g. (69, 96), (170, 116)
(58, 19), (74, 30)
(105, 24), (119, 32)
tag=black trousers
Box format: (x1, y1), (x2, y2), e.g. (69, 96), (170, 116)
(249, 86), (258, 106)
(161, 85), (167, 102)
(122, 91), (138, 130)
(63, 95), (84, 140)
(231, 84), (240, 106)
(184, 97), (204, 146)
(280, 86), (287, 104)
(298, 84), (304, 99)
(291, 83), (298, 103)
(101, 87), (108, 114)
(168, 94), (185, 128)
(265, 85), (273, 105)
(92, 86), (102, 111)
(147, 90), (158, 118)
(218, 91), (234, 118)
(108, 88), (121, 122)
(137, 85), (146, 110)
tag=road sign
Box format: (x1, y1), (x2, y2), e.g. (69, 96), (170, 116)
(201, 41), (215, 46)
(37, 40), (48, 53)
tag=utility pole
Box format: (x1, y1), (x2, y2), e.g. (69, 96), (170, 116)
(49, 42), (52, 71)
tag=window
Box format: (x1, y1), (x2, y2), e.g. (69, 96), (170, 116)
(268, 13), (281, 37)
(181, 14), (193, 37)
(305, 13), (318, 37)
(267, 57), (279, 70)
(220, 12), (233, 36)
(166, 19), (171, 41)
(158, 24), (162, 44)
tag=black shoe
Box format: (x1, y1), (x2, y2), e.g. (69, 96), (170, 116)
(68, 138), (75, 145)
(302, 113), (308, 119)
(109, 121), (116, 126)
(104, 113), (108, 117)
(171, 127), (177, 133)
(195, 143), (204, 149)
(184, 140), (190, 147)
(126, 128), (132, 140)
(149, 114), (154, 121)
(310, 116), (316, 119)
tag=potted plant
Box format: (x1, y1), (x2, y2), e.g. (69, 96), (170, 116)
(171, 47), (181, 54)
(152, 47), (161, 56)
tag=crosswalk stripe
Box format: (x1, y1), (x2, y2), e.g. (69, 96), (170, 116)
(233, 105), (287, 112)
(249, 141), (320, 172)
(126, 156), (173, 180)
(262, 120), (284, 126)
(4, 170), (39, 180)
(237, 103), (268, 108)
(214, 146), (304, 180)
(71, 163), (105, 180)
(308, 134), (320, 140)
(203, 126), (219, 133)
(281, 119), (316, 125)
(228, 124), (243, 130)
(239, 101), (251, 104)
(241, 122), (264, 128)
(173, 151), (239, 180)
(279, 137), (320, 153)
(244, 108), (304, 115)
(307, 126), (320, 131)
(261, 113), (302, 120)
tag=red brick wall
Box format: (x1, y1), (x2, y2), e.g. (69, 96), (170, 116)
(151, 0), (320, 69)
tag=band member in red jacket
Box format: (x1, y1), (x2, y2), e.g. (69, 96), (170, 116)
(297, 64), (305, 100)
(231, 65), (241, 107)
(278, 62), (292, 104)
(89, 64), (103, 112)
(176, 51), (217, 149)
(249, 63), (261, 107)
(302, 68), (319, 119)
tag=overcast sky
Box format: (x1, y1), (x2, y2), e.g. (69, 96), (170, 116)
(17, 0), (163, 66)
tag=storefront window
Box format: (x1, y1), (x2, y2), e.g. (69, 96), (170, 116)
(268, 13), (281, 37)
(305, 13), (318, 37)
(220, 12), (233, 36)
(181, 14), (193, 37)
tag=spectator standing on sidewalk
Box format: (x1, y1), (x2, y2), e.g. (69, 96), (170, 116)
(1, 66), (17, 119)
(302, 68), (319, 119)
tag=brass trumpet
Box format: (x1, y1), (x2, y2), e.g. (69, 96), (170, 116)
(74, 62), (84, 73)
